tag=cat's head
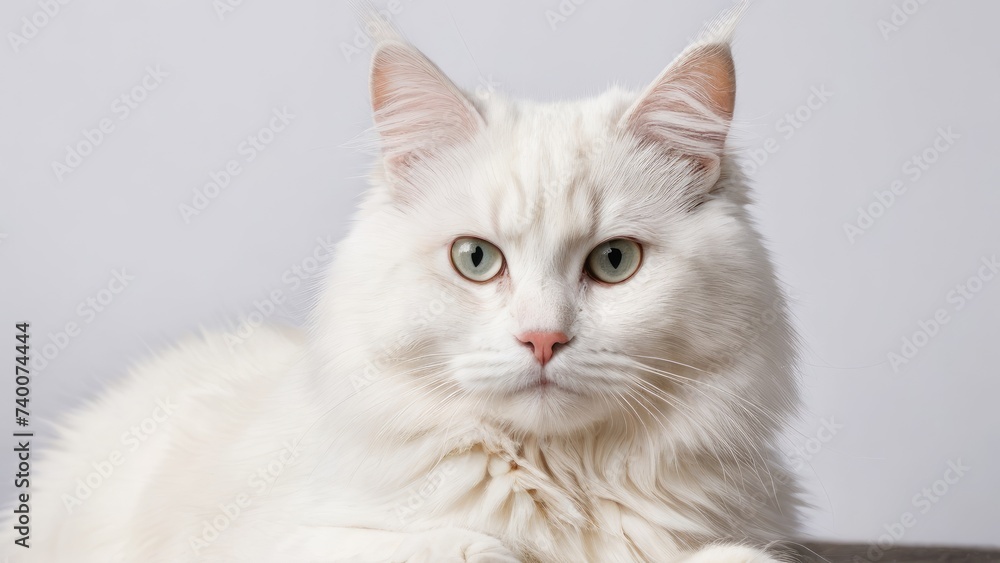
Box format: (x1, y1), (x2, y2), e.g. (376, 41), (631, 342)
(314, 16), (794, 441)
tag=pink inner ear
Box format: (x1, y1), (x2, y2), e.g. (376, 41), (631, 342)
(370, 42), (483, 172)
(671, 45), (736, 120)
(621, 44), (736, 163)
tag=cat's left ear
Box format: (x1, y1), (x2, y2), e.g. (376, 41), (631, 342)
(369, 40), (484, 177)
(619, 42), (735, 177)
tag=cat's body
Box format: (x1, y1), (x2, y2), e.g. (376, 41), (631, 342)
(5, 7), (801, 562)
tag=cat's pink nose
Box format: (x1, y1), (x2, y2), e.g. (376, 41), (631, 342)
(517, 331), (570, 365)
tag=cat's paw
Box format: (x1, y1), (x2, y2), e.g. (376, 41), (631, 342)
(678, 544), (787, 563)
(390, 527), (520, 563)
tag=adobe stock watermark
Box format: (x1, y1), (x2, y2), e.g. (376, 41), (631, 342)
(340, 0), (413, 63)
(888, 254), (998, 373)
(224, 235), (337, 349)
(724, 415), (840, 523)
(395, 459), (459, 523)
(51, 65), (168, 182)
(189, 439), (303, 555)
(350, 285), (458, 392)
(843, 127), (959, 244)
(280, 235), (338, 292)
(223, 287), (290, 350)
(784, 416), (843, 475)
(860, 458), (970, 563)
(30, 268), (136, 373)
(878, 0), (931, 41)
(707, 291), (794, 374)
(714, 417), (839, 526)
(742, 85), (833, 177)
(178, 105), (295, 223)
(7, 0), (73, 54)
(545, 0), (589, 30)
(61, 396), (177, 513)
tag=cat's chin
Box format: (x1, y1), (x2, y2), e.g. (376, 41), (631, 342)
(484, 384), (613, 436)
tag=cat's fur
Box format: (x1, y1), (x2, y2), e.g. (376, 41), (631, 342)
(4, 6), (800, 562)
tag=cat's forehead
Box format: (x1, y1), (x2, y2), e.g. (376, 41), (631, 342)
(473, 90), (637, 247)
(484, 90), (634, 163)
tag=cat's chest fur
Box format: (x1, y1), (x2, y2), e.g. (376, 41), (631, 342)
(377, 424), (709, 561)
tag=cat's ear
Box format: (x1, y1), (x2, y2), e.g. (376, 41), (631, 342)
(619, 42), (735, 176)
(369, 40), (484, 176)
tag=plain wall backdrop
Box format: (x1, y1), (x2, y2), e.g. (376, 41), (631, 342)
(2, 0), (998, 549)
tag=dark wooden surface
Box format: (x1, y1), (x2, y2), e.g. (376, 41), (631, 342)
(789, 542), (1000, 563)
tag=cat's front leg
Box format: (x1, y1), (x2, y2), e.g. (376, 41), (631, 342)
(279, 525), (519, 563)
(677, 544), (787, 563)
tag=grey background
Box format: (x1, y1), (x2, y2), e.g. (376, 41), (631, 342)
(2, 0), (998, 549)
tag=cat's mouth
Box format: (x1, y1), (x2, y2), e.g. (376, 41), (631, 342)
(514, 372), (577, 395)
(529, 375), (554, 390)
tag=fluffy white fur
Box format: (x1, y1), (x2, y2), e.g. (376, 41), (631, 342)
(3, 6), (801, 562)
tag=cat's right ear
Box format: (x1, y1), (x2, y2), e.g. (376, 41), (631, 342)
(618, 43), (735, 179)
(369, 40), (484, 179)
(617, 2), (747, 182)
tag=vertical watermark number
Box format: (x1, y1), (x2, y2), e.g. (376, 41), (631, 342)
(12, 322), (33, 549)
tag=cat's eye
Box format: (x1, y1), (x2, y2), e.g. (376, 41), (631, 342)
(585, 239), (642, 284)
(450, 237), (505, 282)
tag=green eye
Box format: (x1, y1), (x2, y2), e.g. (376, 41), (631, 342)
(451, 237), (505, 282)
(585, 239), (642, 284)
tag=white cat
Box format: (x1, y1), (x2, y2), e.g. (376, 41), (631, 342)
(5, 6), (801, 562)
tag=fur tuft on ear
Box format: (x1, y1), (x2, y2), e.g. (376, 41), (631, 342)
(694, 0), (749, 46)
(369, 39), (484, 179)
(619, 2), (748, 176)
